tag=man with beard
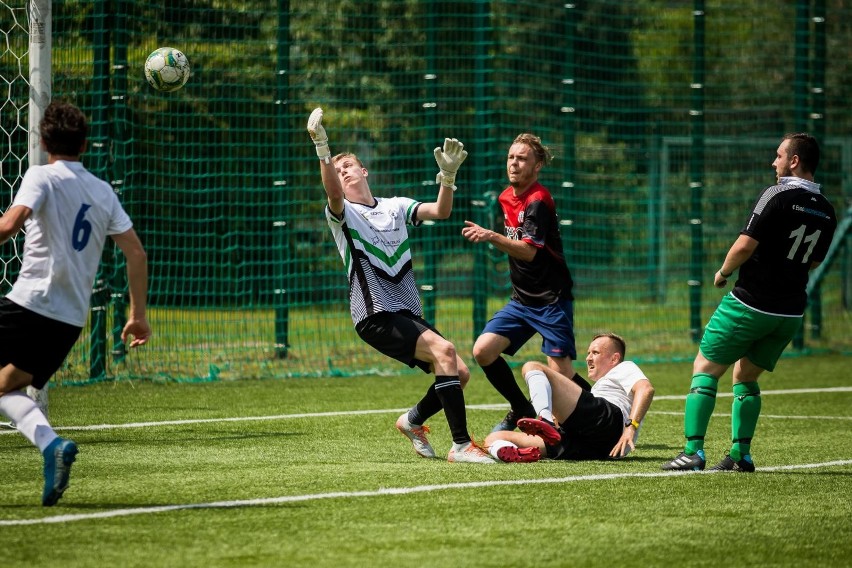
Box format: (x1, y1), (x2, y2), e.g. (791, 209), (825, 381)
(662, 133), (837, 473)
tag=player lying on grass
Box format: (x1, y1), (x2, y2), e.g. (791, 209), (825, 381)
(484, 333), (655, 463)
(307, 107), (494, 463)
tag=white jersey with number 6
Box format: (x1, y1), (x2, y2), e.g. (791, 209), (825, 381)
(7, 160), (132, 326)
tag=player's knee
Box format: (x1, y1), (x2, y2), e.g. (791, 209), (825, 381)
(433, 338), (457, 366)
(471, 343), (486, 364)
(521, 360), (547, 380)
(472, 341), (497, 366)
(458, 364), (470, 388)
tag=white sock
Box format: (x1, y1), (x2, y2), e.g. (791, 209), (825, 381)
(525, 370), (554, 422)
(489, 439), (516, 460)
(0, 391), (58, 452)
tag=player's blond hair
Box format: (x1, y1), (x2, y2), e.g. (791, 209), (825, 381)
(332, 152), (365, 168)
(513, 133), (553, 166)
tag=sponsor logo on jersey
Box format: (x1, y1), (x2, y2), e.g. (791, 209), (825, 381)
(506, 226), (523, 240)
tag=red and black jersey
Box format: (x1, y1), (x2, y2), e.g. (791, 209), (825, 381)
(733, 178), (837, 315)
(498, 181), (574, 306)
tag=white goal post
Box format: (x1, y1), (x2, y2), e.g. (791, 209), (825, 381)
(25, 0), (51, 413)
(0, 1), (53, 417)
(28, 0), (51, 167)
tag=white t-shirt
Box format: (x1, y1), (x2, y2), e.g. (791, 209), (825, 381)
(590, 360), (649, 426)
(7, 160), (133, 326)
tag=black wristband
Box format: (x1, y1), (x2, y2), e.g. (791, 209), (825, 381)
(719, 269), (732, 278)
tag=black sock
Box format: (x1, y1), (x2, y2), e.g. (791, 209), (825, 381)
(546, 443), (566, 459)
(433, 375), (470, 444)
(482, 357), (534, 414)
(409, 384), (442, 425)
(571, 372), (592, 392)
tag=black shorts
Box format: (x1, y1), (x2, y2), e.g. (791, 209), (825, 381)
(552, 389), (625, 460)
(355, 311), (441, 374)
(0, 298), (82, 389)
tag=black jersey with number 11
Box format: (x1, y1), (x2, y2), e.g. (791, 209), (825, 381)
(733, 178), (837, 316)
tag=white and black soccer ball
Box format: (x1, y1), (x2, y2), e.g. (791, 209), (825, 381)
(144, 47), (190, 92)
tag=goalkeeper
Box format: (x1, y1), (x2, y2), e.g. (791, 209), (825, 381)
(307, 108), (494, 463)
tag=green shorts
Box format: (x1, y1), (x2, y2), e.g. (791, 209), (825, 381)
(699, 293), (802, 372)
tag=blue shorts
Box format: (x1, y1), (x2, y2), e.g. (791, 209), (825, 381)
(482, 298), (577, 359)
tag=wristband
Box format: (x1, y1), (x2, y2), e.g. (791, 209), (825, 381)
(626, 419), (640, 429)
(436, 172), (457, 192)
(315, 142), (330, 163)
(719, 269), (732, 278)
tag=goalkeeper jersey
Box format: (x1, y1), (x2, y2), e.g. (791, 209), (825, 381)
(326, 196), (423, 325)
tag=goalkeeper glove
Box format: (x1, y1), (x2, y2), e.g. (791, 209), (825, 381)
(433, 138), (468, 191)
(307, 107), (331, 163)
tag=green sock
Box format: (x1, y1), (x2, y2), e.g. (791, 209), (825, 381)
(683, 373), (718, 454)
(730, 382), (761, 461)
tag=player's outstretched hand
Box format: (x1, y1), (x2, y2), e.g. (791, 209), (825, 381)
(434, 137), (468, 190)
(461, 220), (493, 243)
(307, 107), (330, 162)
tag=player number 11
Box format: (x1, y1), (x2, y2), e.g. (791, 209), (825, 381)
(787, 224), (821, 264)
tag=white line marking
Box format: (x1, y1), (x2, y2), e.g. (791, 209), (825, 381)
(0, 408), (411, 434)
(650, 411), (852, 420)
(1, 385), (850, 435)
(653, 386), (852, 400)
(468, 386), (852, 408)
(2, 459), (850, 527)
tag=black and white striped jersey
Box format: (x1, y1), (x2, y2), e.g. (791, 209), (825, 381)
(326, 196), (423, 325)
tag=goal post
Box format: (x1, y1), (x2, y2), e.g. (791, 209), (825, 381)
(25, 0), (51, 412)
(27, 0), (50, 167)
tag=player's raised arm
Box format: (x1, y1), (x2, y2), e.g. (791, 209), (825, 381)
(307, 107), (344, 214)
(417, 138), (468, 221)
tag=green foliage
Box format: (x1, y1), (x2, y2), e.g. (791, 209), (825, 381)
(2, 1), (850, 380)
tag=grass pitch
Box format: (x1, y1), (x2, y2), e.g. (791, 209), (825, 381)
(2, 353), (851, 567)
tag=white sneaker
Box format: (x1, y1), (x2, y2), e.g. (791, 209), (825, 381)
(395, 413), (436, 458)
(447, 441), (496, 464)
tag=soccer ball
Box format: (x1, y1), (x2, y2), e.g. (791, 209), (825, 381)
(144, 47), (190, 92)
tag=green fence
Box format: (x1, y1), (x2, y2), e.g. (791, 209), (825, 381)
(0, 0), (850, 382)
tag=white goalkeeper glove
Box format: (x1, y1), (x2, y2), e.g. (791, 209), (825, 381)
(307, 107), (331, 163)
(433, 137), (468, 191)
